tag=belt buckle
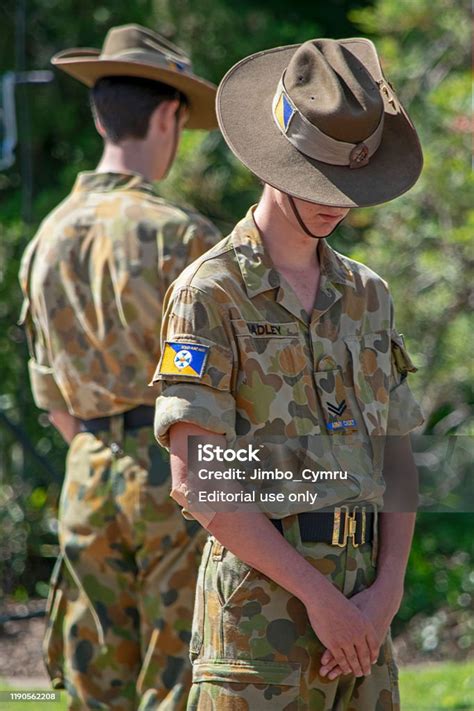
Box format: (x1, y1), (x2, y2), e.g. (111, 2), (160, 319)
(332, 505), (366, 547)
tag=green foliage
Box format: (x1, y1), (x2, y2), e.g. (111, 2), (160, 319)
(396, 513), (474, 661)
(342, 0), (473, 656)
(0, 218), (66, 598)
(404, 514), (474, 623)
(345, 0), (472, 433)
(399, 660), (474, 709)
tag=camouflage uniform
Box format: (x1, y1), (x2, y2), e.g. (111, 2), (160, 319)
(152, 207), (424, 709)
(19, 172), (220, 710)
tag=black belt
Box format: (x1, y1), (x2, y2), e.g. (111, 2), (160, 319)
(79, 405), (155, 434)
(270, 507), (375, 546)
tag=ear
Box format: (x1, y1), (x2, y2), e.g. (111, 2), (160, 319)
(150, 98), (181, 136)
(93, 113), (107, 139)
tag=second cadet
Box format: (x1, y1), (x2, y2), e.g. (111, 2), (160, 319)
(19, 24), (221, 711)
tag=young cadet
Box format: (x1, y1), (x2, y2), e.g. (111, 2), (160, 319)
(153, 38), (425, 709)
(19, 24), (221, 711)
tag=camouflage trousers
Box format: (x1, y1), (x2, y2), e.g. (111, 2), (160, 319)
(187, 514), (400, 710)
(43, 419), (206, 710)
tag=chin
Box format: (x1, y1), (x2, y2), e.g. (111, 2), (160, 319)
(309, 226), (336, 238)
(317, 218), (344, 236)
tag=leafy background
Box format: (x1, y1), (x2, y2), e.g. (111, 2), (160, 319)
(0, 0), (472, 667)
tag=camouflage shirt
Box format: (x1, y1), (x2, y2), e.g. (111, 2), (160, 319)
(19, 172), (221, 419)
(153, 207), (425, 514)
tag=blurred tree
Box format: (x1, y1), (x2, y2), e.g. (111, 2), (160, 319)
(343, 0), (473, 658)
(346, 0), (472, 436)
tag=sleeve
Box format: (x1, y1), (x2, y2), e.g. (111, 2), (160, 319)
(155, 213), (221, 302)
(183, 216), (222, 264)
(386, 302), (425, 435)
(18, 300), (68, 412)
(18, 243), (69, 412)
(151, 284), (236, 449)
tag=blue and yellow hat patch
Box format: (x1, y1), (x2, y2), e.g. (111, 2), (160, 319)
(166, 60), (188, 73)
(274, 91), (295, 133)
(159, 341), (209, 378)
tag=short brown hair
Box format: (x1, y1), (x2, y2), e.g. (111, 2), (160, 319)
(90, 75), (188, 143)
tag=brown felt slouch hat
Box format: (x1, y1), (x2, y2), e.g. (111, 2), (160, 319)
(217, 38), (423, 207)
(52, 24), (217, 130)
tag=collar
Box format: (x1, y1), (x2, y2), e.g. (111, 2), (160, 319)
(318, 233), (356, 289)
(232, 205), (355, 299)
(72, 171), (157, 195)
(231, 206), (281, 298)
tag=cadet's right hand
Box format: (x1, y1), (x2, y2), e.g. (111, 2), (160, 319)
(305, 590), (379, 678)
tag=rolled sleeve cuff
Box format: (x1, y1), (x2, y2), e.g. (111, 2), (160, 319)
(154, 383), (236, 449)
(170, 482), (217, 528)
(387, 379), (425, 435)
(28, 358), (68, 411)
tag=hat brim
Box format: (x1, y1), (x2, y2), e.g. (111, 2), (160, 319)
(217, 42), (423, 207)
(52, 50), (217, 130)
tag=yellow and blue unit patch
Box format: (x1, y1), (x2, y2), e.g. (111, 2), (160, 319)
(159, 341), (209, 378)
(274, 91), (295, 132)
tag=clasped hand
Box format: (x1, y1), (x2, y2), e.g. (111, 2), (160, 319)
(306, 582), (401, 680)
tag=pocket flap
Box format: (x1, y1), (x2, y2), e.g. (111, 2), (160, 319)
(193, 659), (301, 686)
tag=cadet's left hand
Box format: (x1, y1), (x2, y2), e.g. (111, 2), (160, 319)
(319, 581), (403, 679)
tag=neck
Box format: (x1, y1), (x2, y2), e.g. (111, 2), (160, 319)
(253, 189), (319, 271)
(96, 139), (160, 182)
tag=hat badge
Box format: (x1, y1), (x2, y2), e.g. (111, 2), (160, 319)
(349, 143), (370, 169)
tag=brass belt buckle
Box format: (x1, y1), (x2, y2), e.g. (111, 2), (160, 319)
(332, 505), (366, 547)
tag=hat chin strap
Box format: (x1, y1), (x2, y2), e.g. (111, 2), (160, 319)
(286, 194), (343, 240)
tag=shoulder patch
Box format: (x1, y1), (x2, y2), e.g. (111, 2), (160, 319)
(159, 341), (209, 378)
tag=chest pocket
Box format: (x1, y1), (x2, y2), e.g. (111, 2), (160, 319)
(344, 330), (392, 436)
(314, 359), (359, 435)
(230, 319), (319, 437)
